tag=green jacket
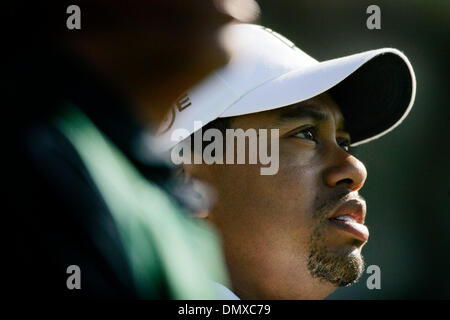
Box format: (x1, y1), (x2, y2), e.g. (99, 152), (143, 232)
(55, 105), (229, 299)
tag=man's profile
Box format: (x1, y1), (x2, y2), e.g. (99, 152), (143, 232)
(157, 24), (416, 299)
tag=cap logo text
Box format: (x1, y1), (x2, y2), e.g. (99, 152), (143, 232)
(176, 93), (192, 112)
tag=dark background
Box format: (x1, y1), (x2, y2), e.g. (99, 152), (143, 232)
(257, 0), (449, 299)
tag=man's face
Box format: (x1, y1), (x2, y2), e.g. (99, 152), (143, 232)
(188, 92), (368, 299)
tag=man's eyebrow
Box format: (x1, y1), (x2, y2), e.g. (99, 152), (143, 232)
(275, 104), (329, 125)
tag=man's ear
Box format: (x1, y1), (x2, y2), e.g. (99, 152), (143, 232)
(178, 164), (215, 219)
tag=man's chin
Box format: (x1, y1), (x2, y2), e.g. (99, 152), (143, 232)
(307, 244), (365, 287)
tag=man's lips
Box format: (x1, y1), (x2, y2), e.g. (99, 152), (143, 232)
(327, 199), (369, 242)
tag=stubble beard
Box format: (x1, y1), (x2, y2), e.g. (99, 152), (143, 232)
(306, 214), (365, 287)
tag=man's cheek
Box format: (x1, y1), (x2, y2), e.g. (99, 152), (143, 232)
(279, 141), (317, 164)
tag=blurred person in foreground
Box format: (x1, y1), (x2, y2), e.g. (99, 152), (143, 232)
(158, 24), (416, 299)
(5, 1), (259, 298)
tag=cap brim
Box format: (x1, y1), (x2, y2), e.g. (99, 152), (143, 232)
(220, 48), (416, 146)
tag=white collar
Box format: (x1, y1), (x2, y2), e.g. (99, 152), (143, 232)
(213, 282), (240, 300)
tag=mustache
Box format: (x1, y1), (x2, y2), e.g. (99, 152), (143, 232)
(314, 190), (365, 221)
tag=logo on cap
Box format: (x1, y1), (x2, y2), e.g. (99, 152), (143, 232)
(159, 93), (192, 134)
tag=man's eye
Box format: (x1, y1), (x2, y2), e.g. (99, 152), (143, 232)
(294, 128), (315, 141)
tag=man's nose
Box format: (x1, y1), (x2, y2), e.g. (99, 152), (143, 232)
(324, 151), (367, 191)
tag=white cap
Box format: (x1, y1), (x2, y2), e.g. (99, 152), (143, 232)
(157, 23), (416, 150)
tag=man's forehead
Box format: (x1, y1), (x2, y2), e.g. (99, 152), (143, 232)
(229, 92), (347, 131)
(274, 92), (346, 130)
